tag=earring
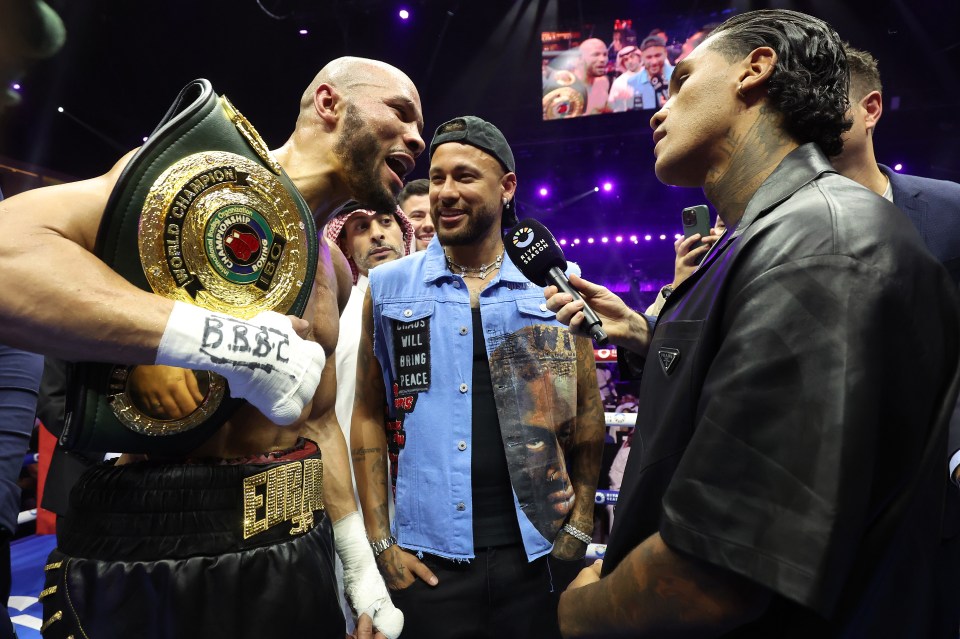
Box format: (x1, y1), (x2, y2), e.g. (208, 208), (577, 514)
(502, 198), (508, 206)
(737, 83), (746, 99)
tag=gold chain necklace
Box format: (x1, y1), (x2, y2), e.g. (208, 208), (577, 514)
(445, 249), (504, 279)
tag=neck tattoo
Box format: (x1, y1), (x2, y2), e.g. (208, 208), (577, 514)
(445, 249), (504, 279)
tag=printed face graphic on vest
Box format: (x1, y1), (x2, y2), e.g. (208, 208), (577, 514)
(488, 324), (577, 540)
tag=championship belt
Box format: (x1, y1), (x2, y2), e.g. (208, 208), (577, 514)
(542, 69), (587, 119)
(60, 79), (318, 454)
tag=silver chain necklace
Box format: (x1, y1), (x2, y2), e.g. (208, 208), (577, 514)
(445, 249), (504, 279)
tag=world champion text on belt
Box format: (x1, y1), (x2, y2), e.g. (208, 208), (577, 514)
(139, 151), (309, 320)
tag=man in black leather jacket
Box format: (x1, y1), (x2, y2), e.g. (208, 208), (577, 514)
(547, 9), (960, 638)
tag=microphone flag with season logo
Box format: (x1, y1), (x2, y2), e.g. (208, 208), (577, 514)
(503, 219), (567, 287)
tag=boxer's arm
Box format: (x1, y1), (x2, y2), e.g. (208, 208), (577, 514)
(301, 354), (357, 522)
(0, 152), (324, 424)
(0, 151), (173, 362)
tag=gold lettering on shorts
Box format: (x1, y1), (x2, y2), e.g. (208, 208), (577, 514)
(243, 459), (324, 540)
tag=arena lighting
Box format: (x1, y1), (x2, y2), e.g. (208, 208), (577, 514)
(615, 235), (623, 243)
(894, 163), (903, 171)
(644, 235), (652, 241)
(12, 83), (20, 90)
(659, 234), (666, 240)
(593, 187), (599, 192)
(629, 235), (637, 242)
(602, 182), (613, 192)
(601, 237), (609, 243)
(57, 106), (63, 112)
(298, 29), (308, 35)
(142, 136), (148, 142)
(573, 238), (580, 244)
(674, 233), (683, 240)
(587, 238), (595, 244)
(559, 239), (567, 245)
(399, 8), (410, 20)
(538, 187), (548, 197)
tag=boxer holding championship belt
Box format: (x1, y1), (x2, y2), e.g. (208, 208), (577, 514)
(62, 79), (319, 454)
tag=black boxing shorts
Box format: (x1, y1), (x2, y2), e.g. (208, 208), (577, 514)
(39, 439), (344, 639)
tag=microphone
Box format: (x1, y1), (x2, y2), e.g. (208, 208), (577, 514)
(503, 219), (608, 345)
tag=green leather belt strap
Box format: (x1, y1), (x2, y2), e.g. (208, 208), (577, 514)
(61, 79), (318, 454)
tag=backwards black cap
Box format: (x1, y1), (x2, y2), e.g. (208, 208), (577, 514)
(430, 116), (518, 226)
(429, 116), (515, 173)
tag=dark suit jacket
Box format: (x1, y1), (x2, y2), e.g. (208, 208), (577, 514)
(880, 164), (960, 287)
(880, 166), (960, 473)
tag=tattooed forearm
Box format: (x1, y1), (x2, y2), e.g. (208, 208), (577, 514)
(569, 335), (605, 524)
(559, 533), (769, 637)
(352, 446), (383, 460)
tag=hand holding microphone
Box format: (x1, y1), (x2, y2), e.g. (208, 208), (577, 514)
(504, 219), (608, 345)
(504, 219), (654, 354)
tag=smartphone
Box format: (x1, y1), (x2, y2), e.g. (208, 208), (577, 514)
(681, 205), (711, 251)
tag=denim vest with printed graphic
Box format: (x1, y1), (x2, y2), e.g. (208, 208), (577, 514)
(368, 237), (580, 561)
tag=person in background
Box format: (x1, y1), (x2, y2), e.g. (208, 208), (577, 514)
(627, 36), (674, 110)
(398, 179), (434, 251)
(607, 45), (642, 113)
(578, 38), (610, 115)
(830, 44), (960, 634)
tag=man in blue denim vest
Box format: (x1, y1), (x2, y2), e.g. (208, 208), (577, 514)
(351, 116), (605, 639)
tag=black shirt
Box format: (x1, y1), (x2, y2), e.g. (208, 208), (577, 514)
(470, 309), (522, 547)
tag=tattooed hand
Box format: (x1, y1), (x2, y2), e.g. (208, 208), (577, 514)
(376, 545), (438, 590)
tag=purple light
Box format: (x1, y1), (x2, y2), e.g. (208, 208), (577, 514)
(601, 237), (609, 243)
(559, 239), (567, 245)
(399, 8), (410, 20)
(538, 187), (548, 197)
(12, 83), (20, 91)
(659, 234), (666, 240)
(615, 235), (623, 243)
(644, 234), (652, 241)
(593, 186), (600, 192)
(629, 235), (637, 242)
(602, 182), (613, 192)
(573, 238), (580, 244)
(674, 233), (683, 240)
(894, 163), (903, 171)
(587, 238), (595, 244)
(299, 28), (308, 35)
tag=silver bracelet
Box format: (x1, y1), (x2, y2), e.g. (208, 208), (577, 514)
(562, 523), (592, 544)
(370, 536), (397, 557)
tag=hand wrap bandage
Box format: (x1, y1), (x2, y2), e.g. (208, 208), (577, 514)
(334, 512), (404, 639)
(156, 301), (325, 425)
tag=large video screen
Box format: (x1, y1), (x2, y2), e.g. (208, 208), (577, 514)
(542, 10), (733, 120)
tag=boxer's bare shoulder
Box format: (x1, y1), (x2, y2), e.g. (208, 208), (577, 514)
(0, 149), (138, 251)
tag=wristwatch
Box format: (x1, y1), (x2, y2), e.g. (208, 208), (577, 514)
(660, 284), (674, 300)
(370, 536), (397, 557)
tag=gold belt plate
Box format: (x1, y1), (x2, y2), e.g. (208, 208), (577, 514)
(139, 151), (309, 319)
